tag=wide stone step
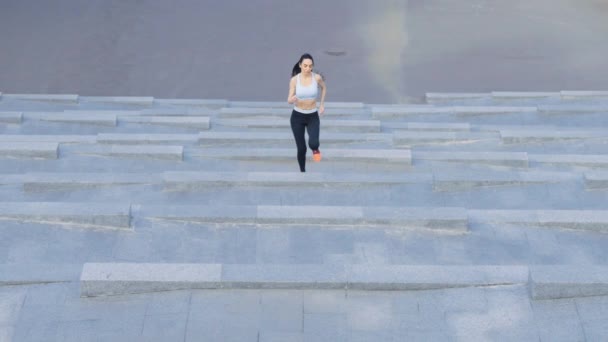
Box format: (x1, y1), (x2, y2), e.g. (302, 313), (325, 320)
(0, 202), (131, 230)
(198, 131), (393, 146)
(155, 98), (228, 108)
(414, 151), (529, 167)
(0, 263), (83, 285)
(2, 169), (578, 192)
(426, 91), (608, 104)
(162, 171), (430, 190)
(118, 115), (210, 129)
(80, 96), (154, 106)
(0, 111), (22, 123)
(64, 108), (215, 117)
(384, 122), (471, 131)
(134, 204), (467, 231)
(433, 170), (580, 191)
(227, 101), (364, 108)
(1, 93), (79, 103)
(97, 133), (199, 145)
(469, 209), (608, 232)
(214, 118), (381, 132)
(584, 171), (608, 189)
(372, 105), (536, 118)
(500, 129), (608, 143)
(529, 154), (608, 168)
(529, 265), (608, 299)
(538, 104), (608, 114)
(25, 112), (117, 126)
(218, 107), (371, 118)
(0, 135), (96, 144)
(424, 93), (491, 104)
(0, 142), (58, 159)
(475, 124), (558, 132)
(190, 148), (411, 164)
(18, 173), (162, 191)
(393, 131), (498, 146)
(79, 263), (526, 297)
(560, 90), (608, 100)
(67, 145), (183, 160)
(491, 91), (560, 102)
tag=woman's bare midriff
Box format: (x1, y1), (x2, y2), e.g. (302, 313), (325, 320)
(295, 98), (317, 110)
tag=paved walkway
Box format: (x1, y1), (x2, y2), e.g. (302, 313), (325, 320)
(1, 93), (608, 341)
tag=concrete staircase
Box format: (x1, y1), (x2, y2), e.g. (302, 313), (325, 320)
(2, 91), (608, 303)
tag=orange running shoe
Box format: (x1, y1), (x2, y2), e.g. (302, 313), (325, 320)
(312, 149), (322, 162)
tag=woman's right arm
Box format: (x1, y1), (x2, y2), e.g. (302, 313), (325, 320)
(287, 77), (297, 104)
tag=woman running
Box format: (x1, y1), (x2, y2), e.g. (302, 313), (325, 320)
(287, 53), (327, 172)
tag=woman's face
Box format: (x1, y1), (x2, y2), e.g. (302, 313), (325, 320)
(300, 59), (313, 74)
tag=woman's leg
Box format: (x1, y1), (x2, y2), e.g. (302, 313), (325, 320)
(307, 112), (320, 151)
(290, 110), (307, 172)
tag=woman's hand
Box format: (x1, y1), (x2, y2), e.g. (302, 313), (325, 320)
(318, 104), (325, 116)
(288, 95), (298, 104)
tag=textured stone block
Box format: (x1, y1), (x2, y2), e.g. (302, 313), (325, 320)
(536, 210), (608, 232)
(0, 202), (131, 230)
(538, 104), (608, 113)
(162, 171), (427, 190)
(216, 118), (381, 132)
(64, 109), (139, 116)
(415, 151), (529, 167)
(118, 116), (210, 129)
(155, 98), (228, 108)
(425, 92), (490, 103)
(228, 101), (364, 108)
(191, 148), (411, 164)
(0, 263), (82, 285)
(467, 209), (540, 224)
(2, 93), (79, 102)
(469, 209), (608, 232)
(451, 106), (537, 115)
(138, 204), (257, 223)
(22, 173), (162, 192)
(82, 96), (154, 105)
(530, 266), (608, 299)
(348, 265), (528, 290)
(80, 263), (222, 297)
(219, 107), (370, 118)
(433, 170), (578, 191)
(393, 131), (498, 146)
(500, 129), (606, 143)
(360, 206), (468, 232)
(0, 142), (58, 159)
(529, 154), (608, 168)
(561, 90), (608, 100)
(33, 112), (117, 126)
(221, 264), (347, 289)
(491, 91), (560, 99)
(72, 145), (183, 160)
(256, 205), (364, 225)
(584, 171), (608, 189)
(97, 133), (198, 145)
(0, 112), (22, 124)
(405, 122), (470, 131)
(198, 131), (392, 145)
(0, 134), (96, 143)
(372, 105), (452, 118)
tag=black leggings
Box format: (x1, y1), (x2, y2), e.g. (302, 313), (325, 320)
(290, 110), (320, 172)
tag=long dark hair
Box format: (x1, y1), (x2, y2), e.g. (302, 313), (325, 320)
(291, 53), (325, 80)
(292, 53), (314, 77)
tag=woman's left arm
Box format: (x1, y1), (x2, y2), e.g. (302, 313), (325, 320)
(317, 74), (326, 115)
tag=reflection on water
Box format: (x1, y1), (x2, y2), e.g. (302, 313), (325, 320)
(357, 0), (408, 103)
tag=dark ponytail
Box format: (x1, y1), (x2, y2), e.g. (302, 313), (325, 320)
(291, 53), (314, 77)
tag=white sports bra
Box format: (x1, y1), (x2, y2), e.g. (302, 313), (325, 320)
(294, 73), (318, 114)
